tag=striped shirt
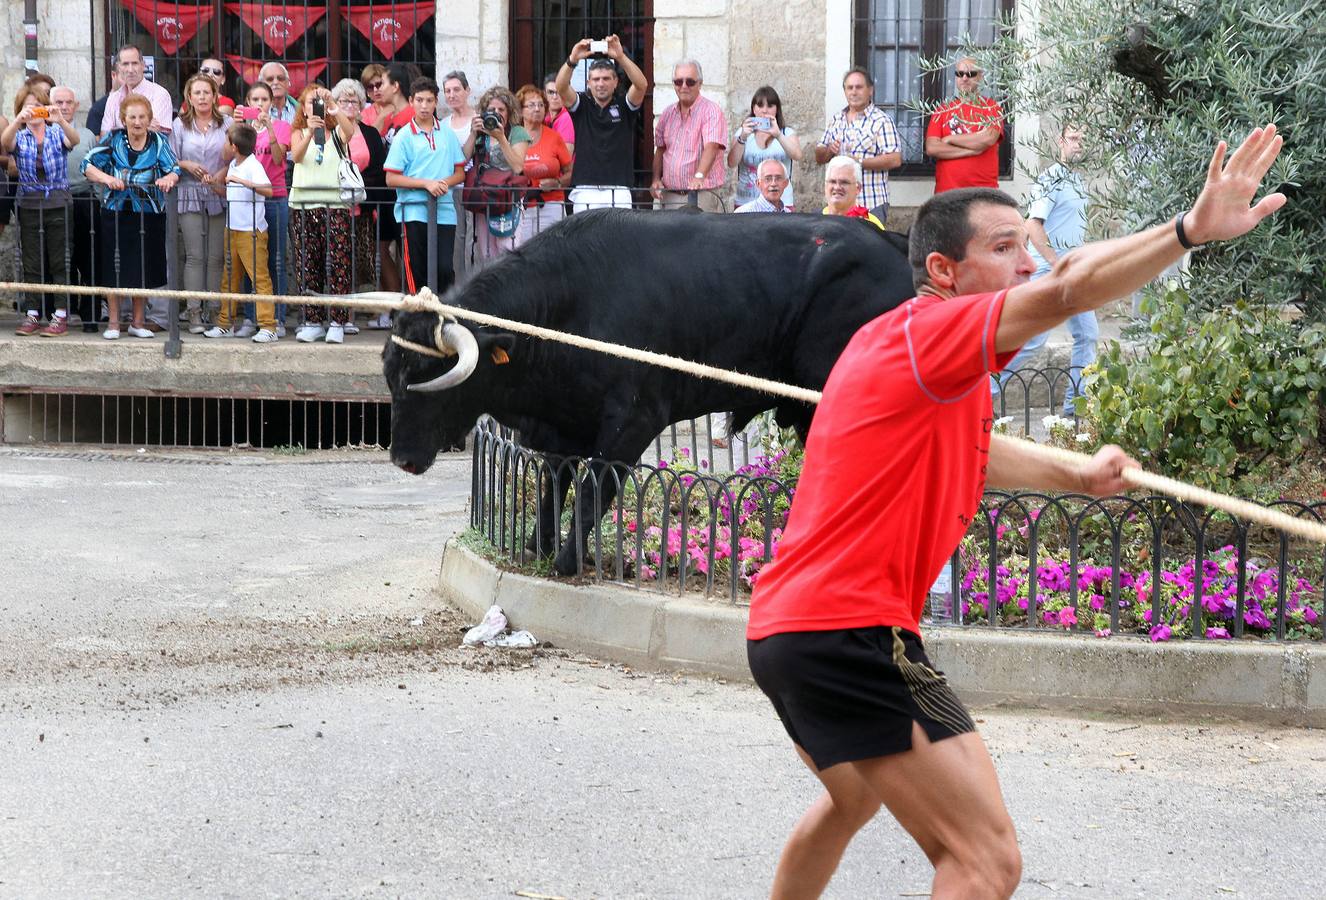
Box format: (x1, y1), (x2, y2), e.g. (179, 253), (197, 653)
(734, 194), (790, 213)
(654, 95), (727, 190)
(817, 105), (901, 210)
(14, 128), (71, 203)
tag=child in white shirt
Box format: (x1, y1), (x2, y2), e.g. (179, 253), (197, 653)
(206, 123), (277, 342)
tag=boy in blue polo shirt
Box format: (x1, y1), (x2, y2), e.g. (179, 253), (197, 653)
(384, 76), (467, 296)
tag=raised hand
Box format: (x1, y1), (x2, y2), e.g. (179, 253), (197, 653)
(569, 38), (593, 64)
(1184, 124), (1287, 245)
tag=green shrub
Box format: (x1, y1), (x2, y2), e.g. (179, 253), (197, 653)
(1089, 286), (1326, 491)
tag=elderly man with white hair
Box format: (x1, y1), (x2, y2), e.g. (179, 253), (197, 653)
(259, 62), (298, 123)
(734, 159), (793, 213)
(821, 155), (883, 228)
(651, 58), (727, 212)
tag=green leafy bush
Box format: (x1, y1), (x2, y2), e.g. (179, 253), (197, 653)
(1089, 286), (1326, 490)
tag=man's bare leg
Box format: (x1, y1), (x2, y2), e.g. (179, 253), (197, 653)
(852, 723), (1021, 899)
(769, 744), (882, 899)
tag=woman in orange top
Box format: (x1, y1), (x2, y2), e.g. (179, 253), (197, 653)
(513, 84), (571, 248)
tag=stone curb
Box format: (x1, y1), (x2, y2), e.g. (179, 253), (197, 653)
(438, 539), (1326, 725)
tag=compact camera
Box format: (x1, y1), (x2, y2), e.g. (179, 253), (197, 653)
(589, 39), (609, 55)
(311, 97), (325, 119)
(30, 107), (49, 119)
(482, 109), (504, 132)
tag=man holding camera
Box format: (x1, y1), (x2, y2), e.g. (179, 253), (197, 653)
(555, 35), (648, 212)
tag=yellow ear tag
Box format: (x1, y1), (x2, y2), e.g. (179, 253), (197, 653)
(491, 347), (510, 365)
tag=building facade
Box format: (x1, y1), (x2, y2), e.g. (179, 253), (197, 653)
(3, 1), (1036, 217)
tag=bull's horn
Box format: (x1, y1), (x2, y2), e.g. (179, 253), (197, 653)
(406, 322), (479, 392)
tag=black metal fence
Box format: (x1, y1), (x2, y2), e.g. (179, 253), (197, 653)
(470, 417), (1326, 643)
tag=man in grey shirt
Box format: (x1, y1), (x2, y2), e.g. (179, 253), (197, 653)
(54, 85), (103, 330)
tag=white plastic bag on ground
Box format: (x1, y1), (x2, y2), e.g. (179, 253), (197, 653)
(485, 630), (537, 649)
(462, 605), (508, 645)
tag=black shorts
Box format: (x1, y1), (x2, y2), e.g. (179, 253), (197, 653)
(748, 625), (976, 771)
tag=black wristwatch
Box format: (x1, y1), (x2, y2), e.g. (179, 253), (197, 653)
(1174, 210), (1205, 251)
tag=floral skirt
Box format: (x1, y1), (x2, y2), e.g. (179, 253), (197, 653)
(290, 205), (351, 324)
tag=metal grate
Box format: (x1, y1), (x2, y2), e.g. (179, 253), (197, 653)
(1, 387), (390, 450)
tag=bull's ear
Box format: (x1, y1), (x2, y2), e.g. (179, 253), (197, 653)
(477, 331), (517, 365)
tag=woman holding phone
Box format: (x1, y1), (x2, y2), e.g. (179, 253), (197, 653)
(727, 86), (801, 212)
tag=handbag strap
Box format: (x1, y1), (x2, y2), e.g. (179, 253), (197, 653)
(329, 124), (350, 161)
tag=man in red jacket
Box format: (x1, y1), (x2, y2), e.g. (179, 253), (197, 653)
(925, 57), (1004, 192)
(747, 124), (1286, 899)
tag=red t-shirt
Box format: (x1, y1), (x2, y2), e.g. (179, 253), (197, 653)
(926, 97), (1003, 193)
(746, 290), (1017, 640)
(522, 126), (573, 205)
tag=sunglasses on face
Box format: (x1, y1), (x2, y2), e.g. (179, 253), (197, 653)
(368, 81), (382, 90)
(673, 78), (698, 87)
(200, 67), (223, 76)
(955, 70), (981, 78)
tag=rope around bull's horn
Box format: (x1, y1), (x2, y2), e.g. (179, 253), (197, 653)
(1, 279), (1323, 544)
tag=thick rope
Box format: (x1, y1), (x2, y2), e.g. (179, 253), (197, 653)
(1, 279), (1322, 543)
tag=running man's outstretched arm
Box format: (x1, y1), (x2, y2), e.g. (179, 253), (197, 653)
(986, 441), (1134, 495)
(996, 125), (1286, 354)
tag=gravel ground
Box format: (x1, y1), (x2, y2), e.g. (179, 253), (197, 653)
(1, 447), (1322, 899)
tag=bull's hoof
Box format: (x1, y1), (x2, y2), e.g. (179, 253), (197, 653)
(553, 545), (582, 576)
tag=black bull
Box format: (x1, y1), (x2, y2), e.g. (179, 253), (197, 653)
(382, 208), (914, 575)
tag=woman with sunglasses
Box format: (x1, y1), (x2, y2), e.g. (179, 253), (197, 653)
(359, 63), (387, 129)
(728, 85), (801, 212)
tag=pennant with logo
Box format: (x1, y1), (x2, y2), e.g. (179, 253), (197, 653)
(226, 55), (330, 96)
(341, 2), (434, 57)
(224, 2), (326, 55)
(125, 1), (215, 55)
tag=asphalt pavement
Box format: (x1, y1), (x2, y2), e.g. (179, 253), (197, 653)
(1, 448), (1322, 899)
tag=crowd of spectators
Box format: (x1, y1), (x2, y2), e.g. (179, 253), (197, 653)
(5, 42), (1087, 369)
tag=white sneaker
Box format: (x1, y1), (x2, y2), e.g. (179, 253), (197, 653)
(367, 313), (392, 329)
(187, 309), (205, 334)
(102, 328), (121, 340)
(234, 320), (257, 338)
(127, 325), (154, 339)
(203, 326), (233, 338)
(252, 328), (279, 344)
(296, 324), (326, 343)
(343, 320), (360, 335)
(325, 324), (345, 344)
(276, 323), (287, 338)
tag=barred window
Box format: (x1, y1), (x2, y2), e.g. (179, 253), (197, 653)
(852, 0), (1014, 177)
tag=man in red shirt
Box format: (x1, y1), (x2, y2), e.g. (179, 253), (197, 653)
(746, 125), (1286, 899)
(925, 58), (1004, 192)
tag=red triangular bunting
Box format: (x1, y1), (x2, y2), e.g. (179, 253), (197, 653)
(124, 1), (214, 55)
(223, 2), (326, 55)
(340, 2), (434, 57)
(225, 55), (329, 97)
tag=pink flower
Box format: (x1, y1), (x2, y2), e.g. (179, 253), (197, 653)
(1205, 626), (1231, 640)
(1149, 624), (1172, 642)
(1058, 607), (1078, 628)
(1094, 628), (1112, 638)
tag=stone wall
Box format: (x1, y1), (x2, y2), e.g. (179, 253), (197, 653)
(435, 0), (509, 96)
(2, 1), (109, 112)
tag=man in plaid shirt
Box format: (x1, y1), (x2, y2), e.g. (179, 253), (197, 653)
(815, 67), (901, 219)
(651, 59), (728, 213)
